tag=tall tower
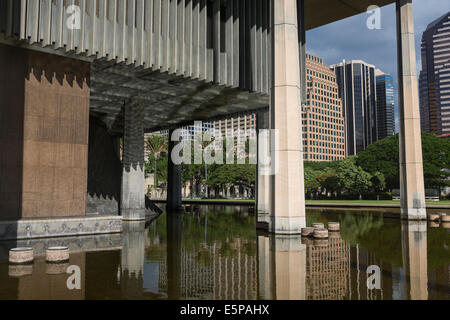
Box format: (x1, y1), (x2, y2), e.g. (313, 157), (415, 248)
(375, 70), (396, 140)
(302, 53), (346, 162)
(332, 60), (378, 156)
(419, 12), (450, 135)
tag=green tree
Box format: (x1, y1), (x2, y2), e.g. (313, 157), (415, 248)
(371, 171), (386, 200)
(304, 167), (321, 198)
(145, 134), (168, 188)
(357, 132), (450, 191)
(335, 157), (372, 199)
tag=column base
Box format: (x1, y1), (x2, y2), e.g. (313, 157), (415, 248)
(400, 208), (427, 221)
(121, 208), (146, 221)
(257, 206), (270, 215)
(269, 216), (305, 235)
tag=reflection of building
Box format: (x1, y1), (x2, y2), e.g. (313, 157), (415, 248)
(303, 54), (346, 161)
(419, 12), (450, 134)
(332, 60), (378, 155)
(305, 235), (350, 300)
(157, 239), (257, 300)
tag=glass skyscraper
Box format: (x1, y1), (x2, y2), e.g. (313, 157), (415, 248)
(331, 60), (377, 156)
(375, 70), (395, 140)
(419, 12), (450, 135)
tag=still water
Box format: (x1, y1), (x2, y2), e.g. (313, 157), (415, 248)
(0, 205), (449, 300)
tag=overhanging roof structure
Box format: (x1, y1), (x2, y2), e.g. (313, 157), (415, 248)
(0, 0), (397, 133)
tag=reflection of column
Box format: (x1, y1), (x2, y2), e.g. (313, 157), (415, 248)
(401, 221), (428, 300)
(396, 0), (426, 220)
(257, 235), (274, 299)
(121, 221), (146, 299)
(167, 213), (182, 299)
(271, 235), (306, 300)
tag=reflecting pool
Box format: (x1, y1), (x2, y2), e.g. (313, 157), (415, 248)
(0, 206), (449, 300)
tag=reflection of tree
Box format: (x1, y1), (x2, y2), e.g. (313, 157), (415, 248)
(195, 249), (212, 267)
(219, 241), (237, 258)
(242, 241), (256, 256)
(427, 228), (450, 270)
(145, 208), (257, 260)
(339, 212), (404, 266)
(339, 213), (384, 245)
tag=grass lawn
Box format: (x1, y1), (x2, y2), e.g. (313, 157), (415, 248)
(182, 198), (254, 203)
(305, 200), (450, 206)
(180, 198), (450, 206)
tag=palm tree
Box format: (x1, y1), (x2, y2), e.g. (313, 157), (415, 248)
(201, 132), (215, 198)
(145, 134), (168, 190)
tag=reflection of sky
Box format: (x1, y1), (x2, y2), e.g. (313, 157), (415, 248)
(143, 261), (160, 294)
(392, 266), (406, 300)
(306, 1), (450, 134)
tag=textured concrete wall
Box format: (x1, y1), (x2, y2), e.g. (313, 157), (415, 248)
(87, 118), (121, 215)
(0, 44), (89, 220)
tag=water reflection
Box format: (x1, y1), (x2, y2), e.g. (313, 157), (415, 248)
(401, 221), (428, 300)
(0, 207), (449, 300)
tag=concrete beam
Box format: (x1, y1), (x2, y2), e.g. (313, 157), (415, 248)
(396, 0), (426, 220)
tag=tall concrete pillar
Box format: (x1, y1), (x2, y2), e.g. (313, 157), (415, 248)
(121, 100), (146, 221)
(270, 0), (306, 233)
(167, 129), (183, 212)
(297, 0), (307, 107)
(401, 221), (428, 300)
(396, 0), (426, 220)
(257, 111), (270, 214)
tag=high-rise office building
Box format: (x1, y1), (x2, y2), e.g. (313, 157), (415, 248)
(419, 12), (450, 135)
(375, 70), (396, 139)
(214, 114), (257, 139)
(332, 60), (378, 155)
(302, 54), (346, 162)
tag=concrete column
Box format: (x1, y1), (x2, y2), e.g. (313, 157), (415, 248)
(167, 129), (183, 212)
(396, 0), (426, 220)
(297, 0), (307, 106)
(401, 221), (428, 300)
(121, 100), (146, 221)
(257, 111), (271, 214)
(270, 0), (306, 233)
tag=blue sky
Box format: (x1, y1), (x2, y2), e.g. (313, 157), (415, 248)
(306, 1), (450, 132)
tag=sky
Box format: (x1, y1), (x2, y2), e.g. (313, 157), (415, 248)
(306, 0), (450, 132)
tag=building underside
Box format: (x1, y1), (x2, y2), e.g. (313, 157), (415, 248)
(0, 0), (395, 135)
